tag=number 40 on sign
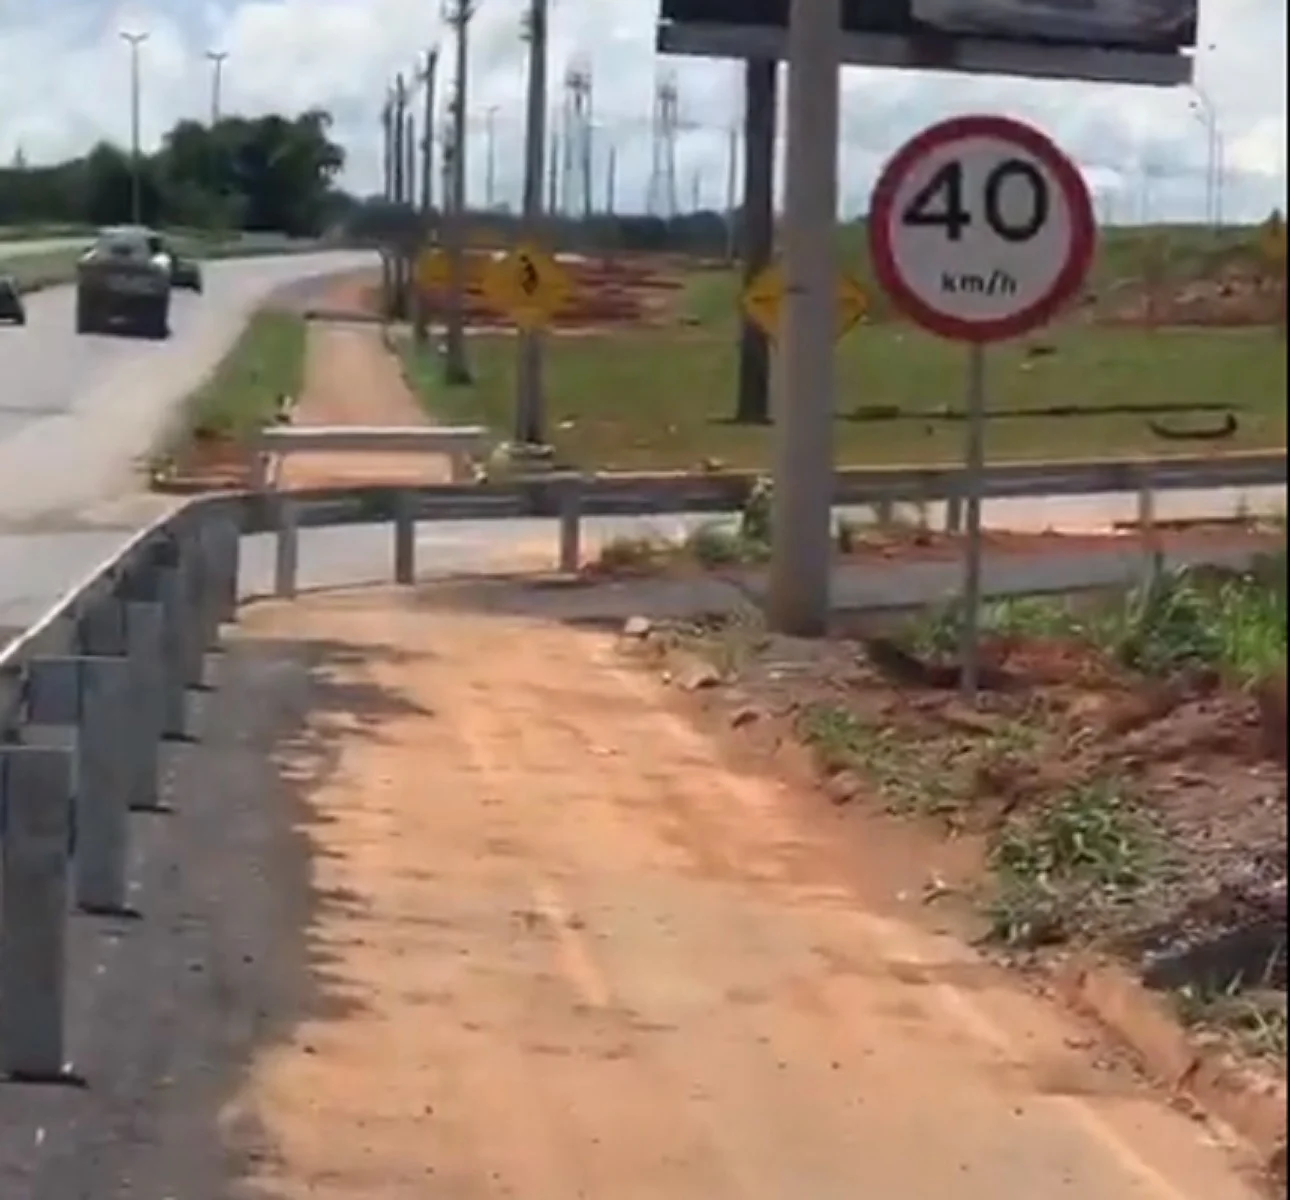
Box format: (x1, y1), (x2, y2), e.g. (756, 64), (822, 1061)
(869, 114), (1095, 345)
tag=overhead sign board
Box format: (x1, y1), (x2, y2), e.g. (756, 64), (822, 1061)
(907, 1), (1196, 49)
(868, 115), (1096, 343)
(657, 0), (1196, 86)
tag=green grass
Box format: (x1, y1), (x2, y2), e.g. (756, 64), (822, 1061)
(399, 216), (1285, 473)
(0, 222), (93, 242)
(907, 550), (1288, 688)
(179, 309), (306, 444)
(829, 220), (1276, 300)
(402, 318), (1287, 471)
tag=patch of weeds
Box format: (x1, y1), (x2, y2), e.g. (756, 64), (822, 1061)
(695, 605), (768, 678)
(595, 534), (676, 574)
(1114, 560), (1287, 685)
(985, 776), (1157, 948)
(739, 476), (774, 544)
(686, 520), (770, 567)
(794, 700), (961, 816)
(1174, 973), (1288, 1062)
(905, 594), (1090, 659)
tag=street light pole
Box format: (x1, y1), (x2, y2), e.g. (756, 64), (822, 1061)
(420, 47), (438, 214)
(442, 0), (475, 386)
(485, 105), (499, 209)
(514, 0), (548, 448)
(120, 31), (149, 224)
(205, 50), (229, 125)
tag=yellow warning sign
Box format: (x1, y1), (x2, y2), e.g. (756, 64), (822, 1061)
(481, 243), (573, 330)
(415, 247), (479, 293)
(741, 264), (867, 340)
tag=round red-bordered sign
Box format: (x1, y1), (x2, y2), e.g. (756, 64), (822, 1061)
(869, 115), (1095, 343)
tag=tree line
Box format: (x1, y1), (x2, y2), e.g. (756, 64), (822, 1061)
(347, 196), (749, 259)
(0, 109), (349, 238)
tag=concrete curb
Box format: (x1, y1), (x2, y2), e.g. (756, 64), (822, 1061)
(1055, 957), (1287, 1171)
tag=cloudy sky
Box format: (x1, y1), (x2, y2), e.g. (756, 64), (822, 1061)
(0, 0), (1285, 223)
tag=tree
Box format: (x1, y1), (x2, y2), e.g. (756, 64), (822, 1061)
(0, 106), (347, 236)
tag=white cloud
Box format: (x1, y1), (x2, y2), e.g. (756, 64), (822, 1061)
(0, 0), (1285, 222)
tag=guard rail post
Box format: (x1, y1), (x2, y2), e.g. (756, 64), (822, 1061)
(393, 489), (416, 585)
(196, 507), (241, 649)
(558, 474), (584, 574)
(1135, 465), (1162, 588)
(0, 745), (81, 1085)
(72, 607), (146, 913)
(109, 576), (168, 812)
(154, 543), (192, 742)
(274, 495), (300, 599)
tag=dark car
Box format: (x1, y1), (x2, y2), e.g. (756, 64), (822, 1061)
(170, 254), (203, 292)
(0, 274), (25, 325)
(75, 226), (173, 339)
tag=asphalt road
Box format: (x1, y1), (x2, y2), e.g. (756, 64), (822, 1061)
(0, 250), (374, 524)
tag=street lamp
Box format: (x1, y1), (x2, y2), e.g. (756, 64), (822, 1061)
(1190, 88), (1224, 230)
(206, 50), (229, 125)
(120, 30), (149, 224)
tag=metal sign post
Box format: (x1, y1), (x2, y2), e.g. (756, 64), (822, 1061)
(961, 341), (987, 695)
(868, 114), (1096, 698)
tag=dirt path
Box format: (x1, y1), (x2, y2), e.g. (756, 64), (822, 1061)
(280, 278), (453, 489)
(222, 588), (1267, 1200)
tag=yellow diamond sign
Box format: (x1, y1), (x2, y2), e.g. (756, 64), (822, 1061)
(415, 247), (479, 293)
(741, 264), (867, 341)
(481, 243), (573, 330)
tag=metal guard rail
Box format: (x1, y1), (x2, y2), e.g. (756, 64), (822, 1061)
(0, 449), (1285, 1084)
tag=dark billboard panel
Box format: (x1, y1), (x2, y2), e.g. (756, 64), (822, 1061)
(657, 0), (1197, 52)
(911, 1), (1196, 49)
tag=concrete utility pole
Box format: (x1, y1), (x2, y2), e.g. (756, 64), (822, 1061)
(393, 74), (407, 203)
(485, 105), (499, 209)
(382, 92), (394, 200)
(420, 48), (438, 214)
(392, 72), (410, 316)
(724, 121), (739, 262)
(514, 0), (548, 447)
(442, 0), (474, 386)
(405, 111), (416, 205)
(767, 0), (840, 637)
(547, 129), (560, 213)
(120, 30), (148, 224)
(381, 91), (395, 305)
(413, 48), (438, 347)
(205, 50), (228, 124)
(735, 61), (777, 424)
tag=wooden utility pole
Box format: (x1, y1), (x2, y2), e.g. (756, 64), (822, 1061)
(442, 0), (474, 386)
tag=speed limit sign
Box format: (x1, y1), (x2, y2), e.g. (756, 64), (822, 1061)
(869, 115), (1095, 343)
